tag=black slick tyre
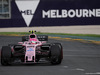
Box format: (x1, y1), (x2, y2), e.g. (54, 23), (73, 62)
(1, 46), (12, 66)
(22, 36), (28, 42)
(50, 44), (62, 65)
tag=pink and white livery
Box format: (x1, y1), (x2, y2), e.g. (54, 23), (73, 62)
(1, 31), (63, 66)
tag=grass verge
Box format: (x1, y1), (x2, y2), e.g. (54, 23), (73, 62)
(0, 32), (100, 37)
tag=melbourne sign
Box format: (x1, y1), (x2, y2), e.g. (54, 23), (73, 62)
(42, 9), (100, 18)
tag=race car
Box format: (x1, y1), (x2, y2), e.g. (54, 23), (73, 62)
(1, 31), (63, 66)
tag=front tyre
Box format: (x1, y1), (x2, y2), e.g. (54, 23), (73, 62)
(1, 46), (12, 66)
(50, 44), (62, 65)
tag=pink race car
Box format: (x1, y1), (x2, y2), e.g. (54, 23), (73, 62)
(1, 31), (63, 66)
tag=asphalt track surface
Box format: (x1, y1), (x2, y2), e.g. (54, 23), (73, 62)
(0, 36), (100, 75)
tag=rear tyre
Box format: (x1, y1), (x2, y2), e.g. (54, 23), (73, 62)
(50, 44), (62, 65)
(22, 36), (28, 42)
(1, 46), (12, 66)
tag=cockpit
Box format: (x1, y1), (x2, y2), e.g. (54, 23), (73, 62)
(30, 35), (35, 38)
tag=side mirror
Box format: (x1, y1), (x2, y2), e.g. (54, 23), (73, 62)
(18, 42), (23, 44)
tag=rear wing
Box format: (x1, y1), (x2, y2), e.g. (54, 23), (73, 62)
(22, 35), (48, 42)
(37, 35), (48, 41)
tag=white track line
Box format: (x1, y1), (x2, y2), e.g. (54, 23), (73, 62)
(63, 55), (100, 57)
(85, 72), (100, 75)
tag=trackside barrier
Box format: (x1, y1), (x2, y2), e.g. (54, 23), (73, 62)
(0, 0), (100, 27)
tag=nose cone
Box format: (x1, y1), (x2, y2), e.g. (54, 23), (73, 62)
(30, 38), (37, 41)
(29, 38), (37, 44)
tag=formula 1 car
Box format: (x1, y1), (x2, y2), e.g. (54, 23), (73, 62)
(1, 31), (63, 66)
